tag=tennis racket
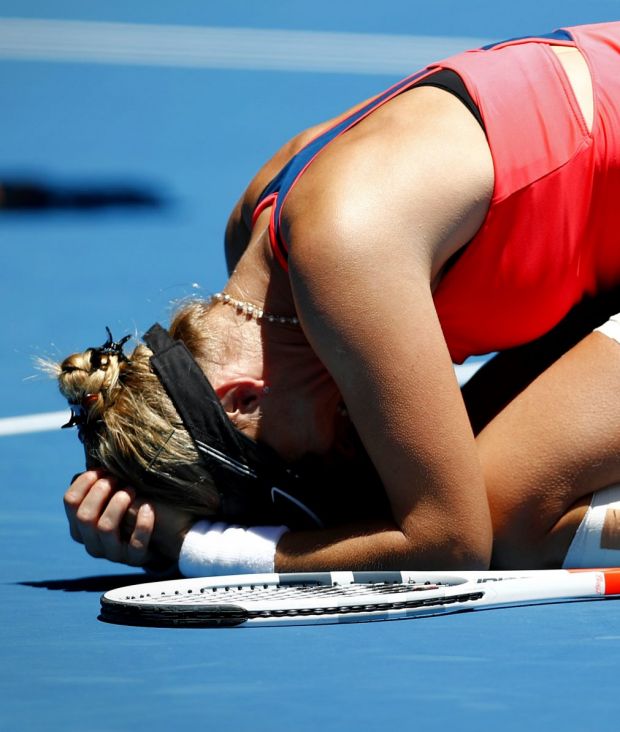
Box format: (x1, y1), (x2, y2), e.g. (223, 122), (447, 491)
(100, 567), (620, 628)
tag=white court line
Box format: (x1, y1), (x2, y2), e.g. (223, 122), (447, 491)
(0, 411), (69, 436)
(0, 17), (489, 75)
(0, 364), (484, 437)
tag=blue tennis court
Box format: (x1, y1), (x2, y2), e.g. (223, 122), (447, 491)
(2, 1), (620, 729)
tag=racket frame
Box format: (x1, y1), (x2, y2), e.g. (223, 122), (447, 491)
(100, 568), (620, 628)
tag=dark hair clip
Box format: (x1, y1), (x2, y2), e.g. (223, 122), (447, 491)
(89, 327), (131, 369)
(61, 392), (97, 426)
(61, 405), (85, 430)
(61, 394), (102, 442)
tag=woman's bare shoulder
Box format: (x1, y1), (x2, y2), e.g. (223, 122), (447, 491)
(283, 85), (494, 281)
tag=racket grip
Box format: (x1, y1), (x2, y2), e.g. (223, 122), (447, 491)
(566, 568), (620, 595)
(602, 569), (620, 595)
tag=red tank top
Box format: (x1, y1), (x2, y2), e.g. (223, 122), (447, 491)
(255, 23), (620, 363)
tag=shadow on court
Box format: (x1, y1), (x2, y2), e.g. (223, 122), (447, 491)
(17, 573), (147, 592)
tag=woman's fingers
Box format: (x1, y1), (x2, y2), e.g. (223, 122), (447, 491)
(125, 503), (155, 566)
(120, 502), (139, 541)
(63, 469), (105, 543)
(73, 476), (119, 558)
(63, 471), (155, 567)
(96, 489), (135, 562)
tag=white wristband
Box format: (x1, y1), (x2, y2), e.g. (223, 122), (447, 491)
(178, 520), (289, 577)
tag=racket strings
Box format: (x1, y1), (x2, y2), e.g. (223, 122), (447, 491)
(114, 580), (453, 607)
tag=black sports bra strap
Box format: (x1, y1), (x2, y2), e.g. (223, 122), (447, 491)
(415, 68), (485, 130)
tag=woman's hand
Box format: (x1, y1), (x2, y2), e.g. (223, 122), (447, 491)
(63, 470), (155, 566)
(64, 471), (197, 567)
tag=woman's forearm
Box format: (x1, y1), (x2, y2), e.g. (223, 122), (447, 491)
(275, 520), (490, 572)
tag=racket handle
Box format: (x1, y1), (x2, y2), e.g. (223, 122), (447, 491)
(574, 568), (620, 595)
(475, 571), (604, 608)
(602, 569), (620, 595)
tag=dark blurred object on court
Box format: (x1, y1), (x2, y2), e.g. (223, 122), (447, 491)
(0, 175), (164, 211)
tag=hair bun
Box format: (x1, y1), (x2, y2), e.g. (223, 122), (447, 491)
(57, 328), (132, 420)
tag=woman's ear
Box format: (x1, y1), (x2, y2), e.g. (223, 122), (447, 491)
(215, 377), (266, 419)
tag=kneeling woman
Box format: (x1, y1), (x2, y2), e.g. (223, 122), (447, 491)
(57, 22), (620, 575)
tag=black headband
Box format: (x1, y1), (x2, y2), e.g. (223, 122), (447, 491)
(143, 323), (325, 527)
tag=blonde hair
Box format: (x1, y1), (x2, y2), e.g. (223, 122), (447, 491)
(53, 301), (222, 515)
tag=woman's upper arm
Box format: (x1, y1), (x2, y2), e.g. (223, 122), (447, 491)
(290, 254), (492, 565)
(285, 89), (495, 565)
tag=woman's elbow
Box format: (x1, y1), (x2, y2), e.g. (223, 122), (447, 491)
(400, 521), (492, 570)
(446, 532), (492, 570)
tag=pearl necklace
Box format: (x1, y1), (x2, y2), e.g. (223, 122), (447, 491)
(211, 292), (300, 326)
